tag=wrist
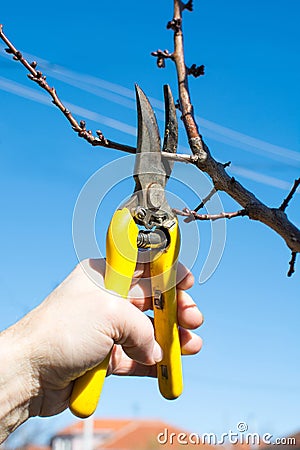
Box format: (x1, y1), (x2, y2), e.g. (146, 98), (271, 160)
(0, 319), (39, 443)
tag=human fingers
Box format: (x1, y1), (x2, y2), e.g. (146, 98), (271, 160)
(176, 262), (194, 290)
(128, 262), (195, 312)
(177, 289), (204, 330)
(132, 260), (194, 289)
(110, 298), (163, 366)
(109, 327), (202, 377)
(179, 328), (203, 355)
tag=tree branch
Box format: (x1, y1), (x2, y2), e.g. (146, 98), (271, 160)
(0, 24), (132, 152)
(167, 0), (300, 256)
(194, 187), (217, 212)
(0, 24), (199, 166)
(174, 207), (248, 223)
(287, 252), (297, 277)
(1, 8), (300, 270)
(279, 178), (300, 212)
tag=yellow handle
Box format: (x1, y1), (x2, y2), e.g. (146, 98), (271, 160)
(150, 219), (183, 399)
(69, 208), (139, 418)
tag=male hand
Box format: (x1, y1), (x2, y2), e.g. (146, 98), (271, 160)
(0, 259), (203, 424)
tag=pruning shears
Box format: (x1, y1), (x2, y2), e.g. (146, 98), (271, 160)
(69, 84), (182, 418)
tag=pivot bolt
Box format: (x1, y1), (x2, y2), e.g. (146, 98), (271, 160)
(147, 183), (165, 209)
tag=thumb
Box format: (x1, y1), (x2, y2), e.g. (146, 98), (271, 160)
(110, 298), (163, 365)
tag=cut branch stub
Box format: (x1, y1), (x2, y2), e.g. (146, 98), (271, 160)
(287, 252), (297, 277)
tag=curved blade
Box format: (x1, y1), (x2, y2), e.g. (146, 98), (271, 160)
(135, 84), (161, 155)
(162, 85), (178, 179)
(134, 85), (165, 190)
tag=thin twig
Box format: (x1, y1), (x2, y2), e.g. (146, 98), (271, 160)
(194, 187), (217, 212)
(279, 178), (300, 211)
(287, 252), (297, 277)
(174, 207), (248, 223)
(0, 24), (115, 148)
(0, 25), (198, 166)
(151, 49), (173, 68)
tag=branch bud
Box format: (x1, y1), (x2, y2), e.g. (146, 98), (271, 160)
(183, 0), (193, 11)
(166, 18), (182, 32)
(13, 51), (22, 61)
(96, 130), (109, 145)
(187, 63), (205, 78)
(151, 49), (173, 69)
(175, 99), (182, 111)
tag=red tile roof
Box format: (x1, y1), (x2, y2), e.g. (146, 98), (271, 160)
(57, 418), (213, 449)
(18, 446), (50, 450)
(57, 418), (133, 435)
(100, 419), (213, 449)
(55, 419), (300, 450)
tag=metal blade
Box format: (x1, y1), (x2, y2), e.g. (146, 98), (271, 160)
(123, 85), (176, 228)
(135, 84), (161, 155)
(134, 84), (165, 190)
(162, 85), (178, 179)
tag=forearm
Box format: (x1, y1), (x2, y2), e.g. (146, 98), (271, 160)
(0, 321), (36, 444)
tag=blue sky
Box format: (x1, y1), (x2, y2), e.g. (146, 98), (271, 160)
(0, 0), (299, 445)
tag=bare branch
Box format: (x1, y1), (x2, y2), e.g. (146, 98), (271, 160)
(287, 252), (297, 277)
(0, 25), (200, 167)
(2, 10), (300, 262)
(164, 0), (300, 255)
(194, 187), (217, 212)
(174, 207), (248, 223)
(162, 152), (198, 164)
(279, 178), (300, 211)
(171, 1), (207, 157)
(1, 25), (118, 148)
